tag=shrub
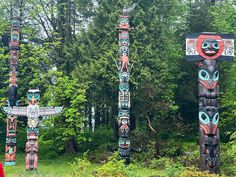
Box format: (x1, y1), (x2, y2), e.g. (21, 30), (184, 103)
(72, 152), (139, 177)
(179, 167), (220, 177)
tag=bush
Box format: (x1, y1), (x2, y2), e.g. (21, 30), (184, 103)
(38, 127), (65, 159)
(38, 139), (59, 159)
(180, 167), (220, 177)
(16, 126), (27, 153)
(78, 126), (116, 153)
(72, 152), (139, 177)
(221, 142), (236, 176)
(72, 158), (94, 177)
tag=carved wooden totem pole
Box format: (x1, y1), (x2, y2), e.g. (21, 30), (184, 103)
(186, 33), (234, 173)
(4, 17), (20, 166)
(2, 89), (63, 170)
(117, 5), (135, 164)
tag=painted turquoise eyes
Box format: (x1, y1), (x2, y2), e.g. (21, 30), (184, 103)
(199, 70), (219, 81)
(120, 39), (129, 43)
(199, 111), (210, 124)
(212, 42), (219, 49)
(201, 41), (219, 49)
(120, 18), (129, 23)
(202, 42), (210, 49)
(212, 113), (219, 125)
(213, 71), (219, 81)
(27, 92), (40, 100)
(34, 93), (40, 100)
(199, 112), (219, 125)
(119, 83), (129, 90)
(27, 93), (33, 100)
(199, 70), (209, 80)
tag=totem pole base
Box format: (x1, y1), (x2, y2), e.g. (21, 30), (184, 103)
(125, 157), (130, 165)
(199, 128), (220, 174)
(199, 158), (220, 174)
(5, 162), (16, 166)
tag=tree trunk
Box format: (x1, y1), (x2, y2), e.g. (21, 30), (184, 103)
(65, 137), (77, 153)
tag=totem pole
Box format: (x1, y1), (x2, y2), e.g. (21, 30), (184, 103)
(4, 17), (20, 166)
(2, 89), (63, 170)
(117, 5), (135, 164)
(186, 33), (234, 173)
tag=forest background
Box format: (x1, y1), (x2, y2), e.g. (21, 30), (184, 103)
(0, 0), (236, 176)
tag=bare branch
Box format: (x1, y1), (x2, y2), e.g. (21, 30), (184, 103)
(145, 114), (157, 133)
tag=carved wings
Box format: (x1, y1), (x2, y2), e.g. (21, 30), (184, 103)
(2, 106), (63, 117)
(2, 106), (27, 116)
(39, 107), (63, 116)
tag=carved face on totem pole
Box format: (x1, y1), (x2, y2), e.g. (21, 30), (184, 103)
(198, 59), (219, 102)
(27, 89), (40, 128)
(9, 71), (17, 86)
(120, 46), (129, 56)
(201, 39), (219, 56)
(11, 31), (20, 42)
(118, 116), (130, 138)
(119, 16), (130, 29)
(27, 131), (38, 140)
(119, 82), (129, 91)
(119, 91), (130, 109)
(119, 34), (129, 46)
(198, 65), (219, 90)
(12, 17), (20, 28)
(119, 138), (130, 149)
(199, 108), (219, 135)
(27, 89), (40, 105)
(7, 115), (17, 137)
(119, 72), (129, 82)
(186, 33), (234, 61)
(10, 50), (19, 65)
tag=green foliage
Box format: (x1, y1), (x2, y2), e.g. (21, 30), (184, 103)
(78, 127), (116, 163)
(42, 71), (88, 153)
(72, 158), (93, 177)
(220, 136), (236, 176)
(149, 157), (184, 177)
(2, 153), (74, 177)
(72, 153), (155, 177)
(0, 1), (235, 176)
(38, 138), (60, 159)
(95, 153), (137, 177)
(179, 167), (220, 177)
(209, 0), (236, 142)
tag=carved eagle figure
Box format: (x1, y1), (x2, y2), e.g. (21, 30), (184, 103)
(122, 3), (136, 15)
(2, 105), (63, 128)
(2, 105), (63, 118)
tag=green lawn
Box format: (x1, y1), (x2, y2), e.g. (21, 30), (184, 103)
(1, 154), (74, 177)
(0, 151), (228, 177)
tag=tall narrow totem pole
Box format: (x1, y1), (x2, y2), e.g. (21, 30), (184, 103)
(2, 88), (63, 170)
(117, 7), (134, 163)
(186, 33), (234, 173)
(4, 17), (20, 166)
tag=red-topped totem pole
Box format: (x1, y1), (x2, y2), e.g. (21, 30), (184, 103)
(186, 33), (234, 173)
(4, 17), (20, 166)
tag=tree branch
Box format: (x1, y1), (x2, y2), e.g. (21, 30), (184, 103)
(145, 114), (157, 133)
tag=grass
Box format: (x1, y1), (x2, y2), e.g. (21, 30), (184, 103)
(0, 143), (234, 177)
(1, 154), (74, 177)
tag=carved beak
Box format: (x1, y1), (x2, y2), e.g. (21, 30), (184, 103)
(31, 96), (36, 104)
